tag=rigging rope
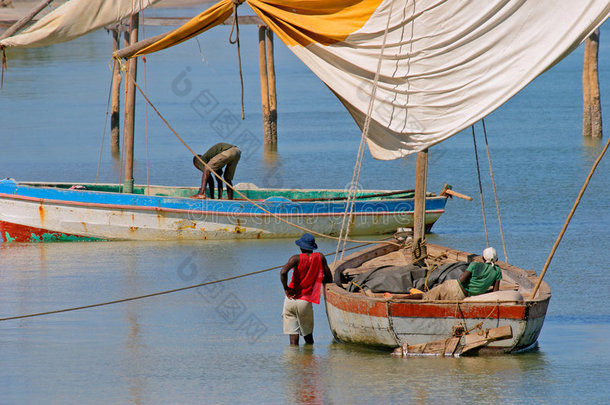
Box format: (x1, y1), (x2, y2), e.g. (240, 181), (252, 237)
(0, 242), (371, 322)
(530, 135), (610, 299)
(229, 0), (245, 119)
(481, 119), (508, 262)
(95, 59), (116, 184)
(334, 0), (397, 262)
(113, 57), (400, 248)
(471, 125), (490, 246)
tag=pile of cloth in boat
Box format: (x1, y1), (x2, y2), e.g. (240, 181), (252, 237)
(345, 262), (469, 294)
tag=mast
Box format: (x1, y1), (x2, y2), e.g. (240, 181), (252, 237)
(412, 149), (428, 262)
(122, 12), (138, 193)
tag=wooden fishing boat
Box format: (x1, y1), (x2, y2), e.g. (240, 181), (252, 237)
(324, 241), (551, 354)
(0, 179), (448, 242)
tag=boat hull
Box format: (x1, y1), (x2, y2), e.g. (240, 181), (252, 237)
(0, 180), (447, 242)
(324, 243), (551, 354)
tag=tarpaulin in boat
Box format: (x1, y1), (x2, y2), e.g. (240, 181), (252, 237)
(346, 262), (468, 294)
(135, 0), (609, 159)
(0, 0), (160, 49)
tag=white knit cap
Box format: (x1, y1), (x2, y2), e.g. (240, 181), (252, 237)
(483, 247), (498, 263)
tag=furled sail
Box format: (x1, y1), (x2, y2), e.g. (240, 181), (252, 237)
(0, 0), (160, 49)
(134, 0), (609, 160)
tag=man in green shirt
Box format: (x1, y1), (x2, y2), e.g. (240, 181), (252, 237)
(405, 247), (502, 301)
(192, 143), (241, 200)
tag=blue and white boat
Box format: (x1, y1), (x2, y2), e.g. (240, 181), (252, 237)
(0, 179), (449, 242)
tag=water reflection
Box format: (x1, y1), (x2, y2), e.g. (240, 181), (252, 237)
(316, 341), (550, 404)
(282, 345), (326, 405)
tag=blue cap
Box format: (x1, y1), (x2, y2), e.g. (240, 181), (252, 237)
(295, 233), (318, 251)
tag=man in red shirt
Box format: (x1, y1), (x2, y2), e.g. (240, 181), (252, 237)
(280, 233), (333, 345)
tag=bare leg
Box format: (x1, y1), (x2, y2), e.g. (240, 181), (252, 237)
(289, 334), (299, 345)
(226, 179), (234, 200)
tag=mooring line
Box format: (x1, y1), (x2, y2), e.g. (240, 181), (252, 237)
(0, 242), (371, 322)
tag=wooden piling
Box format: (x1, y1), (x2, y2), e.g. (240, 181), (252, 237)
(258, 25), (273, 145)
(265, 28), (277, 146)
(123, 13), (138, 193)
(582, 29), (602, 139)
(110, 28), (122, 156)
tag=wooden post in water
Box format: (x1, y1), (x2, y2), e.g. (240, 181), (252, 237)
(122, 13), (138, 193)
(582, 29), (603, 139)
(258, 26), (272, 145)
(110, 28), (122, 156)
(412, 149), (428, 261)
(265, 28), (277, 148)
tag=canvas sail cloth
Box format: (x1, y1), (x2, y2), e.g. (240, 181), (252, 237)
(134, 0), (609, 160)
(0, 0), (160, 49)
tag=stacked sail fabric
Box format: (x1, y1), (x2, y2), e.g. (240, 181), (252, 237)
(132, 0), (609, 159)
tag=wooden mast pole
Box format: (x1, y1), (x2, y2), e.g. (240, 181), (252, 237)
(258, 25), (272, 146)
(582, 29), (602, 139)
(122, 13), (139, 193)
(265, 27), (277, 148)
(412, 149), (429, 262)
(0, 0), (57, 41)
(110, 27), (122, 156)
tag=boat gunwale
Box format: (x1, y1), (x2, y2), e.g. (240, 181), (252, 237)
(14, 180), (443, 201)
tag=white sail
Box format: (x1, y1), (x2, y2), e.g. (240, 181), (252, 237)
(0, 0), (160, 49)
(134, 0), (610, 159)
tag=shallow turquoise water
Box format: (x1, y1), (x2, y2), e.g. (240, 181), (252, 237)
(1, 7), (609, 404)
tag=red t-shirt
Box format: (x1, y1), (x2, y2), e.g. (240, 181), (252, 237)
(288, 253), (325, 304)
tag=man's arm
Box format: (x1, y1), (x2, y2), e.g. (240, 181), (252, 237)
(459, 270), (472, 285)
(192, 169), (212, 198)
(492, 279), (501, 292)
(320, 254), (333, 284)
(280, 255), (300, 298)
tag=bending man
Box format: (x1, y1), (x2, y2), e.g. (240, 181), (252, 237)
(192, 142), (241, 199)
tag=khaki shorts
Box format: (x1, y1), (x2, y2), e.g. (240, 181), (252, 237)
(422, 279), (466, 301)
(206, 146), (241, 181)
(282, 297), (314, 336)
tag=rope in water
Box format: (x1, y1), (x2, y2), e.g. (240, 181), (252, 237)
(114, 57), (401, 248)
(0, 242), (372, 322)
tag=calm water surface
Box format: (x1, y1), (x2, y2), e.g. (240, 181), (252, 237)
(1, 7), (609, 404)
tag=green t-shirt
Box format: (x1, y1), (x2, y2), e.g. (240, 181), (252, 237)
(460, 262), (502, 296)
(200, 143), (235, 163)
